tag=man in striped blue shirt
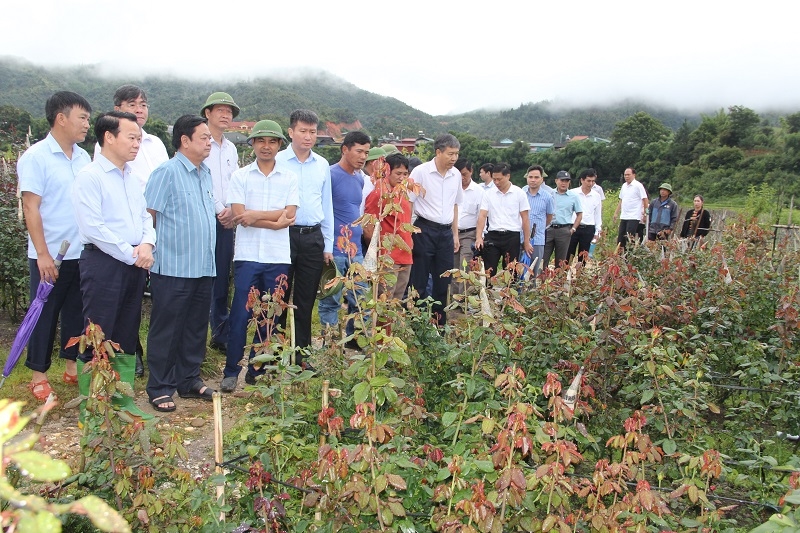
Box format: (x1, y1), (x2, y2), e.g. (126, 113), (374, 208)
(521, 165), (554, 278)
(144, 115), (217, 412)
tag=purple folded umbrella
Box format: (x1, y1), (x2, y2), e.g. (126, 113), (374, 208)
(0, 240), (69, 388)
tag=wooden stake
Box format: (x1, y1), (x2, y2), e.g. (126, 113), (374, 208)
(315, 380), (330, 524)
(213, 392), (226, 521)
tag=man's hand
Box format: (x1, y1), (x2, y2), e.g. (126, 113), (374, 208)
(37, 253), (58, 283)
(132, 243), (155, 269)
(218, 207), (236, 229)
(324, 252), (334, 264)
(523, 241), (534, 256)
(276, 210), (296, 229)
(453, 234), (460, 254)
(233, 210), (260, 228)
(474, 236), (484, 251)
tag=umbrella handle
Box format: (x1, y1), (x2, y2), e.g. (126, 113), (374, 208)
(54, 240), (70, 270)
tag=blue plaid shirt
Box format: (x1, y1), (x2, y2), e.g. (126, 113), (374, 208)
(522, 185), (555, 246)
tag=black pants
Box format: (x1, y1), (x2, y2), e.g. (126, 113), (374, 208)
(482, 230), (521, 276)
(567, 225), (595, 264)
(410, 218), (454, 326)
(79, 248), (146, 357)
(146, 274), (212, 400)
(617, 219), (640, 249)
(283, 226), (324, 354)
(25, 258), (82, 373)
(210, 221), (234, 345)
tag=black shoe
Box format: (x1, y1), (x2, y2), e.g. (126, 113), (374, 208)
(135, 351), (145, 377)
(209, 340), (226, 352)
(344, 339), (360, 351)
(244, 373), (257, 386)
(301, 361), (317, 373)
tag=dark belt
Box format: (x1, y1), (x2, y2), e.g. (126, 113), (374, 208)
(550, 224), (571, 229)
(578, 224), (595, 228)
(291, 223), (321, 235)
(416, 217), (452, 230)
(83, 243), (99, 250)
(487, 229), (519, 235)
(458, 227), (476, 234)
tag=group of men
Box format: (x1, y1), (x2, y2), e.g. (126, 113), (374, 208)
(18, 85), (676, 412)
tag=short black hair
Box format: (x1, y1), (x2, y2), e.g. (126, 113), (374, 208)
(172, 114), (208, 151)
(492, 162), (511, 176)
(526, 164), (545, 175)
(113, 84), (146, 107)
(341, 131), (371, 149)
(95, 111), (138, 148)
(45, 91), (92, 127)
(385, 153), (409, 171)
(580, 168), (598, 180)
(480, 163), (494, 173)
(288, 109), (319, 129)
(455, 158), (472, 172)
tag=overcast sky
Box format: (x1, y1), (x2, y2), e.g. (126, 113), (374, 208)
(3, 0), (797, 116)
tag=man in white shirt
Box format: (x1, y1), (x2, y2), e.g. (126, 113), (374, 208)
(612, 167), (649, 250)
(474, 163), (533, 277)
(478, 163), (495, 190)
(452, 158), (482, 305)
(567, 168), (603, 264)
(222, 120), (298, 392)
(408, 134), (463, 325)
(73, 111), (155, 359)
(94, 84), (169, 376)
(201, 92), (241, 351)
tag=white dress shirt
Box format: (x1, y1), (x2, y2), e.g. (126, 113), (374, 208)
(94, 128), (168, 193)
(228, 161), (299, 264)
(458, 180), (483, 229)
(571, 186), (603, 234)
(205, 135), (239, 214)
(479, 184), (528, 232)
(619, 179), (648, 220)
(73, 154), (156, 265)
(408, 160), (463, 225)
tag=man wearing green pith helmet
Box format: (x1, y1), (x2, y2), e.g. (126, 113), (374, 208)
(201, 92), (241, 352)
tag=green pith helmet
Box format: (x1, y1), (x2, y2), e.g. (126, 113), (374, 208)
(658, 182), (673, 193)
(247, 120), (287, 144)
(201, 92), (240, 119)
(317, 261), (343, 300)
(366, 147), (386, 162)
(380, 143), (400, 156)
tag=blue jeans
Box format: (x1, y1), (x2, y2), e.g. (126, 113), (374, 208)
(225, 261), (290, 379)
(318, 254), (365, 337)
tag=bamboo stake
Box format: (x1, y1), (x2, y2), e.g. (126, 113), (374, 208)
(213, 392), (226, 522)
(315, 380), (330, 524)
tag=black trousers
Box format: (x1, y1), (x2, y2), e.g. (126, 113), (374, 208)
(283, 226), (325, 353)
(617, 219), (640, 249)
(567, 225), (595, 264)
(25, 258), (82, 373)
(79, 248), (146, 357)
(410, 218), (454, 326)
(482, 230), (521, 276)
(146, 274), (212, 400)
(210, 221), (234, 345)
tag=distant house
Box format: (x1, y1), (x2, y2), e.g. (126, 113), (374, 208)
(529, 142), (554, 153)
(223, 131), (249, 145)
(316, 135), (337, 147)
(569, 135), (589, 142)
(229, 121), (257, 133)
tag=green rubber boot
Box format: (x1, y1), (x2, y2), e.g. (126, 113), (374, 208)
(111, 354), (153, 420)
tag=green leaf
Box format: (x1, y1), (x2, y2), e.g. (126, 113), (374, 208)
(12, 451), (70, 482)
(17, 511), (61, 533)
(662, 439), (677, 455)
(390, 350), (411, 366)
(661, 364), (676, 379)
(441, 412), (458, 427)
(474, 460), (495, 473)
(370, 375), (391, 388)
(783, 489), (800, 505)
(392, 456), (421, 470)
(435, 467), (451, 481)
(646, 360), (656, 376)
(72, 495), (132, 533)
(352, 382), (370, 405)
(641, 389), (655, 404)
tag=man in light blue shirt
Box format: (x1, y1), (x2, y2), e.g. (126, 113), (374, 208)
(18, 91), (92, 401)
(73, 112), (155, 359)
(275, 110), (334, 362)
(144, 115), (217, 412)
(521, 165), (554, 278)
(222, 120), (298, 392)
(543, 171), (582, 269)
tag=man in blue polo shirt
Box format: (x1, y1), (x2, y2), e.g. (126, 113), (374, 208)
(18, 91), (92, 402)
(318, 131), (370, 349)
(145, 115), (217, 412)
(221, 120), (298, 392)
(521, 165), (554, 278)
(543, 171), (582, 269)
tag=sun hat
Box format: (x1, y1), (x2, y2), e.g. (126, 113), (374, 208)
(201, 92), (240, 119)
